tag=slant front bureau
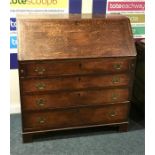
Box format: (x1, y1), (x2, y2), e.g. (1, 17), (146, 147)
(17, 14), (136, 142)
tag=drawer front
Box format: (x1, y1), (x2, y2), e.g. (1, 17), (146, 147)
(19, 58), (134, 77)
(23, 103), (129, 131)
(22, 74), (130, 93)
(22, 88), (129, 111)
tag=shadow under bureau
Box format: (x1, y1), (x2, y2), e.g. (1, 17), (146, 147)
(17, 14), (136, 143)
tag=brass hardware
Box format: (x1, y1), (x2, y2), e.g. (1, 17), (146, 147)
(36, 83), (46, 90)
(36, 98), (46, 106)
(129, 63), (135, 71)
(38, 117), (46, 124)
(20, 69), (24, 73)
(34, 67), (46, 75)
(131, 63), (135, 68)
(111, 93), (118, 100)
(109, 111), (116, 117)
(114, 64), (121, 70)
(112, 76), (120, 84)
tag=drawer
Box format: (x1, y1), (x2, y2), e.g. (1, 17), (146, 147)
(22, 74), (130, 93)
(23, 103), (129, 131)
(19, 58), (134, 77)
(22, 88), (129, 111)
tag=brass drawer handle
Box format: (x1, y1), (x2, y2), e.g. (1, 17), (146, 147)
(20, 69), (24, 73)
(36, 83), (46, 90)
(112, 76), (120, 84)
(37, 117), (46, 124)
(113, 64), (121, 70)
(111, 93), (118, 100)
(131, 63), (135, 68)
(130, 63), (135, 70)
(34, 67), (46, 75)
(36, 98), (46, 106)
(109, 111), (116, 117)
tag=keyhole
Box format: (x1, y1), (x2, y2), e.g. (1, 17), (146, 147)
(78, 77), (81, 81)
(78, 93), (81, 96)
(79, 63), (82, 68)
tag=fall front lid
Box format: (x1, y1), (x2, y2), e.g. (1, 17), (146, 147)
(17, 14), (136, 61)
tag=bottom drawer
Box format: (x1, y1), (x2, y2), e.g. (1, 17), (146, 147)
(23, 103), (129, 131)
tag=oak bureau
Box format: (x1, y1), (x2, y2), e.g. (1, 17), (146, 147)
(17, 14), (136, 142)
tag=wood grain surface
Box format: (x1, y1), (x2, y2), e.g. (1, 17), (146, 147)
(17, 14), (136, 61)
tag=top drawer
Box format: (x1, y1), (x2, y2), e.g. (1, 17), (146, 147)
(19, 58), (135, 77)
